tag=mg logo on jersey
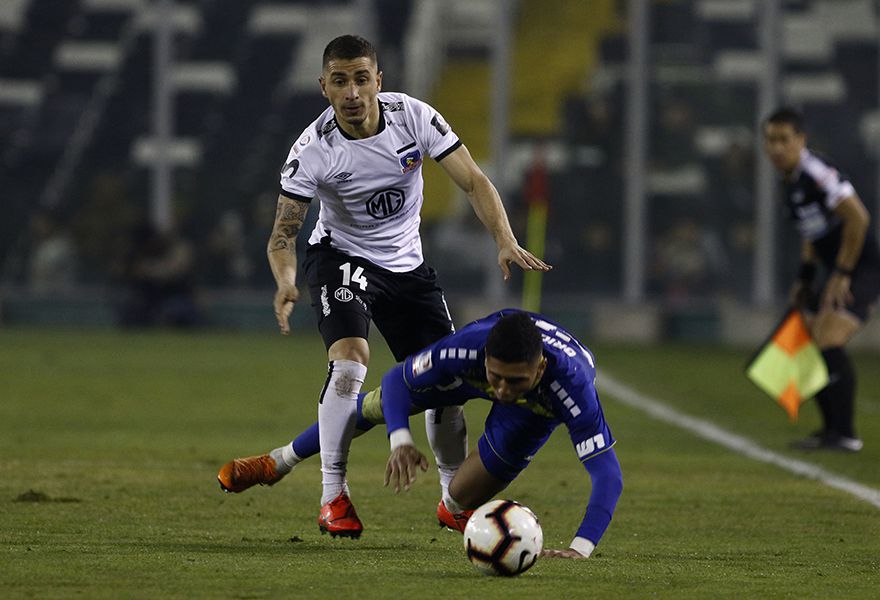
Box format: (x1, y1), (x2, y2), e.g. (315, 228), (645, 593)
(334, 287), (354, 303)
(400, 150), (422, 174)
(366, 188), (405, 219)
(576, 433), (606, 458)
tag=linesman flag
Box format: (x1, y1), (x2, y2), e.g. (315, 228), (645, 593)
(745, 308), (829, 422)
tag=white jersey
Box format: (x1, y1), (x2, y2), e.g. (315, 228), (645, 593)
(279, 92), (461, 272)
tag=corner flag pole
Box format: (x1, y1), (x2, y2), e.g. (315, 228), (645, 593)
(522, 149), (548, 312)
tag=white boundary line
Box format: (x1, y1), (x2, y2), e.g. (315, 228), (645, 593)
(600, 373), (880, 510)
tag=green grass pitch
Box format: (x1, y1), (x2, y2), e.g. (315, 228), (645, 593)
(1, 327), (879, 598)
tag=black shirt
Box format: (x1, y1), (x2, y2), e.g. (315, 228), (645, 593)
(782, 148), (880, 269)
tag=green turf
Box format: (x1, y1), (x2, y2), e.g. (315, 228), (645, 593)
(1, 328), (878, 598)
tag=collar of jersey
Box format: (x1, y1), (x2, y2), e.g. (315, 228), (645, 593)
(334, 101), (387, 140)
(787, 147), (810, 182)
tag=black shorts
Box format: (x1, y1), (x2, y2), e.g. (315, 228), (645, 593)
(303, 244), (454, 361)
(806, 264), (880, 321)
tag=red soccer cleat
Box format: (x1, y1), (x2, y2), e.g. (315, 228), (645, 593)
(217, 454), (284, 493)
(436, 500), (474, 533)
(318, 492), (364, 538)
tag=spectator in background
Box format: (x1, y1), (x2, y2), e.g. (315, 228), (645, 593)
(650, 215), (726, 302)
(205, 210), (253, 287)
(709, 140), (755, 300)
(118, 222), (200, 328)
(27, 209), (78, 293)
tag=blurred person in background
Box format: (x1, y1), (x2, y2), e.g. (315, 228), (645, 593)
(763, 107), (880, 452)
(218, 34), (550, 537)
(204, 209), (253, 288)
(118, 222), (200, 328)
(27, 208), (78, 293)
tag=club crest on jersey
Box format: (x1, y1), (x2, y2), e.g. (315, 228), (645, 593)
(412, 350), (433, 377)
(366, 188), (405, 219)
(334, 287), (353, 303)
(400, 150), (423, 174)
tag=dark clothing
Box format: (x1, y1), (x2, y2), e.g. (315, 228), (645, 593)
(783, 148), (880, 320)
(303, 242), (453, 360)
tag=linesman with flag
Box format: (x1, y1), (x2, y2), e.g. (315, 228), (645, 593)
(762, 107), (880, 452)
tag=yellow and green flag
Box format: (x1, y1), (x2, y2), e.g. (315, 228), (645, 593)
(745, 309), (829, 422)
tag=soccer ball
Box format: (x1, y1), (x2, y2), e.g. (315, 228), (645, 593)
(463, 499), (543, 576)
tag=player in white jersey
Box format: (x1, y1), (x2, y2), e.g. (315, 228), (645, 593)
(218, 35), (551, 537)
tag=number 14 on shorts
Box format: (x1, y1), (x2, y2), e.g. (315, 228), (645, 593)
(339, 262), (368, 291)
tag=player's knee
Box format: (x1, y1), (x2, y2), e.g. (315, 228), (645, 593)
(328, 337), (370, 365)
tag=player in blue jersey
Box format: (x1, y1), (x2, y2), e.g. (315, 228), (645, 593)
(220, 310), (623, 558)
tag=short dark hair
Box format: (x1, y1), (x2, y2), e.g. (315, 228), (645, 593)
(485, 312), (543, 364)
(765, 107), (805, 133)
(322, 35), (377, 70)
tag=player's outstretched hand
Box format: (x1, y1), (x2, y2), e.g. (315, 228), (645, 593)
(384, 445), (429, 493)
(273, 284), (299, 335)
(497, 244), (552, 281)
(541, 548), (588, 559)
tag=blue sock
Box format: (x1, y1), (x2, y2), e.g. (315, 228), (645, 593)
(291, 422), (320, 459)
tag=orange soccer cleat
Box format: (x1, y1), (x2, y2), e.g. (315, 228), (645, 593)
(318, 492), (364, 538)
(436, 500), (474, 533)
(217, 454), (284, 493)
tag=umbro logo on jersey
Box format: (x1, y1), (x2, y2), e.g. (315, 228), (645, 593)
(333, 172), (353, 182)
(381, 101), (404, 112)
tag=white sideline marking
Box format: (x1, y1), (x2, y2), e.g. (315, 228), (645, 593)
(600, 373), (880, 510)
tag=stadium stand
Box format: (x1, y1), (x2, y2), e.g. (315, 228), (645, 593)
(0, 0), (877, 330)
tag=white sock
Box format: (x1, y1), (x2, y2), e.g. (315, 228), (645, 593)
(318, 359), (367, 505)
(269, 444), (301, 475)
(425, 406), (467, 505)
(443, 494), (466, 515)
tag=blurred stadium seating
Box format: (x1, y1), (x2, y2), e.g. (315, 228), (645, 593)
(1, 0), (879, 345)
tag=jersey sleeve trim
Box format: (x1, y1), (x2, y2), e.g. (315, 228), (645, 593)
(433, 140), (463, 162)
(278, 187), (313, 203)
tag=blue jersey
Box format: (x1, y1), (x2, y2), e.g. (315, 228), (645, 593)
(384, 309), (615, 464)
(380, 310), (621, 547)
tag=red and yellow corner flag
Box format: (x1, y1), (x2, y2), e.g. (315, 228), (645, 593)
(745, 309), (829, 422)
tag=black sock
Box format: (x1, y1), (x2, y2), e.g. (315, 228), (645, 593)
(817, 347), (856, 438)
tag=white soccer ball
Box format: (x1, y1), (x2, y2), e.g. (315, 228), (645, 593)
(463, 499), (543, 576)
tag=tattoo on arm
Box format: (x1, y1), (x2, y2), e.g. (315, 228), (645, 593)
(268, 198), (309, 254)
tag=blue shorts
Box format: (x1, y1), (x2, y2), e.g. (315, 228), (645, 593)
(477, 403), (555, 482)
